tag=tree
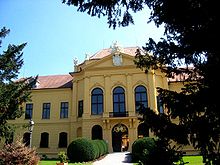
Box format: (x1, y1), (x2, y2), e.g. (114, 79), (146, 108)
(63, 0), (220, 164)
(0, 137), (40, 165)
(0, 27), (36, 142)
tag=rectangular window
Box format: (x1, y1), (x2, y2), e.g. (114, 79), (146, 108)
(40, 132), (49, 148)
(60, 102), (68, 118)
(25, 103), (33, 119)
(78, 100), (83, 117)
(42, 103), (50, 119)
(58, 132), (67, 148)
(157, 96), (164, 113)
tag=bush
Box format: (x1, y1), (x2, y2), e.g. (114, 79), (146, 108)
(100, 140), (108, 155)
(0, 138), (40, 165)
(132, 137), (184, 165)
(92, 139), (108, 157)
(91, 140), (99, 159)
(58, 151), (67, 163)
(67, 138), (96, 162)
(132, 137), (156, 163)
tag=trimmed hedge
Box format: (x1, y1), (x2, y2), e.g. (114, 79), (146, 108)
(67, 138), (96, 162)
(132, 137), (156, 163)
(67, 138), (108, 163)
(93, 140), (103, 157)
(132, 137), (184, 164)
(100, 140), (108, 155)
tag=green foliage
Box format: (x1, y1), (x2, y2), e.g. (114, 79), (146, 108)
(0, 27), (36, 141)
(135, 1), (220, 163)
(91, 140), (99, 159)
(62, 0), (139, 29)
(40, 160), (92, 165)
(67, 138), (96, 162)
(132, 137), (185, 165)
(61, 0), (220, 164)
(58, 151), (67, 163)
(67, 138), (108, 163)
(132, 137), (156, 163)
(93, 139), (108, 158)
(99, 140), (108, 155)
(0, 137), (40, 165)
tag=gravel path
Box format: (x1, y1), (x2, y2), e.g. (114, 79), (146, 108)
(92, 152), (133, 165)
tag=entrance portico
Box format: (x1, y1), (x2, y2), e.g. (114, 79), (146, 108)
(112, 123), (129, 152)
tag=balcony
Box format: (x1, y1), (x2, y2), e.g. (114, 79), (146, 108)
(109, 111), (129, 117)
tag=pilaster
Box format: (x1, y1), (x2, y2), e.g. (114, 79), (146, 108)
(126, 73), (135, 116)
(103, 75), (111, 117)
(83, 77), (90, 119)
(147, 70), (157, 112)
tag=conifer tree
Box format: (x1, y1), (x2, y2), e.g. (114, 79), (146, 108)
(0, 27), (36, 142)
(63, 1), (220, 164)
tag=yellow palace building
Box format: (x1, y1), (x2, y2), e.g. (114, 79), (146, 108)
(8, 43), (191, 157)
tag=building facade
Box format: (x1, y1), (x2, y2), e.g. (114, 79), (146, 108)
(7, 44), (193, 157)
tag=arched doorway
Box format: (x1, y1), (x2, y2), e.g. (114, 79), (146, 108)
(112, 123), (129, 152)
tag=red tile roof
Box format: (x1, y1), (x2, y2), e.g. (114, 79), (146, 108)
(25, 47), (196, 89)
(33, 74), (73, 89)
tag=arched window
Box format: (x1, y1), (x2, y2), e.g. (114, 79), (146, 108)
(135, 85), (148, 112)
(113, 87), (125, 113)
(138, 123), (149, 138)
(92, 125), (103, 140)
(40, 132), (49, 148)
(23, 132), (30, 146)
(58, 132), (67, 148)
(91, 88), (103, 115)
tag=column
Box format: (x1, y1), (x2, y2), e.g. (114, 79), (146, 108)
(104, 75), (111, 117)
(103, 119), (112, 152)
(71, 80), (78, 120)
(83, 77), (90, 119)
(128, 118), (137, 152)
(148, 70), (157, 112)
(70, 79), (78, 141)
(126, 73), (135, 116)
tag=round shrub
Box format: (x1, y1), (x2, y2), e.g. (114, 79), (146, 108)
(93, 140), (102, 157)
(100, 140), (108, 154)
(67, 138), (96, 162)
(91, 140), (100, 159)
(91, 140), (108, 158)
(132, 137), (156, 163)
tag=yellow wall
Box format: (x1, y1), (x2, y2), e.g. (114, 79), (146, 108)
(6, 51), (195, 158)
(8, 88), (72, 157)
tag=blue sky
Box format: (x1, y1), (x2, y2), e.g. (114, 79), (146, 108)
(0, 0), (164, 78)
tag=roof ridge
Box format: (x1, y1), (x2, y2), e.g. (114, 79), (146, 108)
(89, 48), (110, 59)
(89, 46), (141, 60)
(38, 74), (71, 77)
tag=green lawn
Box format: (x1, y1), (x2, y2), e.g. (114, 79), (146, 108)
(183, 155), (203, 165)
(39, 156), (203, 165)
(131, 155), (204, 165)
(39, 160), (92, 165)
